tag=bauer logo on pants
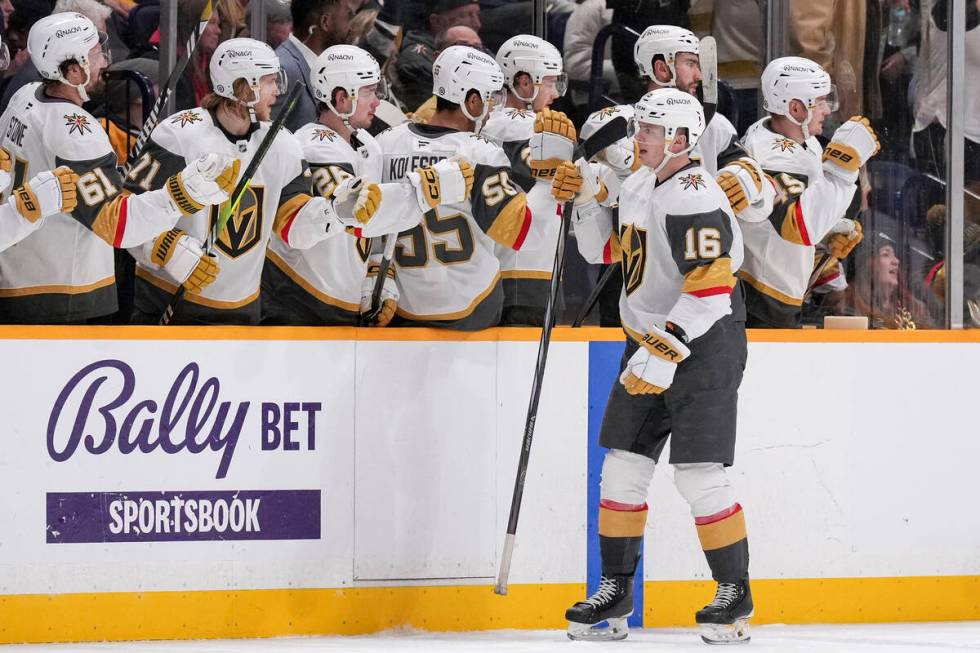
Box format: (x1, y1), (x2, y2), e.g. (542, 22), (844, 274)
(46, 490), (321, 543)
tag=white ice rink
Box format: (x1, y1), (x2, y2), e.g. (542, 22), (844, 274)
(6, 623), (980, 652)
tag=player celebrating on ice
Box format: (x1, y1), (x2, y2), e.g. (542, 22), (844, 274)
(375, 45), (531, 329)
(633, 25), (773, 227)
(262, 44), (474, 326)
(0, 13), (238, 323)
(563, 89), (753, 645)
(480, 34), (573, 325)
(126, 38), (387, 325)
(737, 57), (876, 327)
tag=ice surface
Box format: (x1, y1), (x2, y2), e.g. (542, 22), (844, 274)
(6, 623), (980, 652)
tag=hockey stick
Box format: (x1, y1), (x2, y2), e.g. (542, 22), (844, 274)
(159, 82), (305, 325)
(571, 262), (618, 327)
(495, 197), (573, 596)
(698, 36), (718, 125)
(123, 1), (215, 177)
(362, 233), (398, 324)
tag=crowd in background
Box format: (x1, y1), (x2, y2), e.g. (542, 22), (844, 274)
(0, 0), (976, 329)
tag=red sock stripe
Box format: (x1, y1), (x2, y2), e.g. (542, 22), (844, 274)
(511, 206), (532, 251)
(113, 196), (129, 248)
(694, 502), (742, 525)
(794, 202), (812, 246)
(599, 499), (648, 512)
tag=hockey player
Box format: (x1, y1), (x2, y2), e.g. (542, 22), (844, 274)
(738, 57), (876, 327)
(561, 89), (753, 645)
(262, 45), (474, 326)
(0, 13), (238, 323)
(480, 34), (574, 325)
(633, 26), (773, 226)
(126, 38), (384, 325)
(375, 45), (531, 329)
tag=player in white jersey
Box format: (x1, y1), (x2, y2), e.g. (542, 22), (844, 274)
(375, 45), (531, 329)
(633, 26), (773, 225)
(738, 57), (877, 327)
(263, 45), (473, 326)
(0, 13), (237, 323)
(562, 89), (753, 645)
(126, 38), (384, 325)
(481, 35), (573, 325)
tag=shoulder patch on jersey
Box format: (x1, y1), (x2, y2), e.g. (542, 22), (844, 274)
(311, 127), (340, 142)
(63, 113), (93, 136)
(170, 110), (204, 127)
(508, 109), (533, 120)
(772, 137), (797, 153)
(679, 173), (707, 191)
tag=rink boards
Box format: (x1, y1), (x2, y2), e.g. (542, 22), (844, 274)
(0, 326), (978, 644)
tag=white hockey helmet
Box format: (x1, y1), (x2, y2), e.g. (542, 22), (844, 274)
(495, 34), (566, 104)
(432, 45), (506, 125)
(761, 56), (838, 140)
(632, 88), (705, 174)
(311, 45), (387, 122)
(28, 12), (109, 102)
(210, 38), (286, 110)
(580, 105), (639, 173)
(633, 25), (700, 88)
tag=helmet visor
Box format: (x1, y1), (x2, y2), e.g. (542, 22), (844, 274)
(274, 68), (288, 96)
(816, 84), (840, 112)
(98, 31), (112, 67)
(486, 88), (507, 111)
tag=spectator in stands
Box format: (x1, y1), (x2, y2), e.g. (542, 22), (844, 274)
(843, 229), (934, 329)
(0, 0), (12, 29)
(912, 0), (980, 184)
(609, 0), (689, 103)
(410, 25), (483, 122)
(100, 58), (158, 164)
(789, 0), (868, 120)
(393, 0), (480, 112)
(1, 0), (109, 113)
(562, 0), (614, 125)
(271, 0), (357, 132)
(246, 0), (293, 50)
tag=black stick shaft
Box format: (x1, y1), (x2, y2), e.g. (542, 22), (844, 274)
(572, 262), (618, 327)
(495, 199), (572, 595)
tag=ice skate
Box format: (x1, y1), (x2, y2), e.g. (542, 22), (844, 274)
(565, 574), (634, 641)
(695, 580), (753, 644)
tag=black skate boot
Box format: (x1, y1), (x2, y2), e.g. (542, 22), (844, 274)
(565, 574), (634, 641)
(695, 579), (753, 644)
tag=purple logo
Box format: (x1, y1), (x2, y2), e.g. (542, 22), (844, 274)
(47, 360), (249, 479)
(47, 490), (320, 543)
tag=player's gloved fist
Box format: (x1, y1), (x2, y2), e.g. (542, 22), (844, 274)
(551, 160), (583, 202)
(619, 324), (691, 395)
(829, 219), (863, 259)
(10, 166), (80, 223)
(571, 158), (608, 206)
(150, 228), (219, 294)
(409, 157), (473, 210)
(168, 154), (239, 215)
(360, 258), (398, 327)
(823, 116), (880, 180)
(530, 108), (577, 180)
(716, 157), (764, 213)
(0, 146), (11, 191)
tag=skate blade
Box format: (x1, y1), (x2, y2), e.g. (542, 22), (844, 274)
(699, 618), (751, 645)
(567, 617), (629, 641)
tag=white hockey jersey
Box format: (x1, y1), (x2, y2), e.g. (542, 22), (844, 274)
(126, 108), (318, 323)
(617, 162), (743, 342)
(481, 107), (563, 312)
(737, 118), (858, 327)
(0, 83), (192, 322)
(376, 122), (530, 326)
(264, 125), (422, 323)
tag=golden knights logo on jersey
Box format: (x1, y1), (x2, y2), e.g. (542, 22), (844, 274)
(210, 185), (265, 259)
(620, 224), (647, 296)
(64, 113), (92, 136)
(170, 111), (203, 128)
(680, 173), (706, 191)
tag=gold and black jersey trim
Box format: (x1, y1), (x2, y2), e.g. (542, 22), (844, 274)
(135, 267), (259, 310)
(395, 272), (501, 322)
(265, 250), (361, 313)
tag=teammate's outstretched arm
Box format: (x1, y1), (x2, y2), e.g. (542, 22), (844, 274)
(0, 166), (78, 253)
